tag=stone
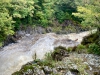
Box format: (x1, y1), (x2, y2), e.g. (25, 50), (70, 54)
(24, 69), (33, 75)
(65, 71), (74, 75)
(32, 67), (45, 75)
(52, 68), (58, 74)
(43, 66), (52, 74)
(25, 34), (30, 37)
(68, 64), (78, 70)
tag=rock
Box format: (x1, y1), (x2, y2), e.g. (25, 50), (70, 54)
(83, 62), (92, 70)
(65, 71), (75, 75)
(36, 27), (46, 34)
(66, 69), (80, 75)
(43, 66), (52, 74)
(93, 71), (100, 75)
(25, 34), (30, 37)
(51, 46), (69, 61)
(17, 30), (25, 37)
(52, 68), (58, 74)
(24, 69), (33, 75)
(68, 64), (78, 70)
(85, 54), (100, 67)
(33, 67), (45, 75)
(70, 69), (80, 75)
(46, 27), (52, 33)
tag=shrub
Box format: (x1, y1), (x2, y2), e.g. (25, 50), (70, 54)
(76, 44), (87, 53)
(43, 53), (56, 67)
(67, 45), (87, 53)
(88, 43), (100, 55)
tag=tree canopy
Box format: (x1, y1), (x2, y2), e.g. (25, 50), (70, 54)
(0, 0), (100, 46)
(73, 1), (100, 28)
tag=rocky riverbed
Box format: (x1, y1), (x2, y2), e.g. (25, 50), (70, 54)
(12, 53), (100, 75)
(0, 29), (98, 75)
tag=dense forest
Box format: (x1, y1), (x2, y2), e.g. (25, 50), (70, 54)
(0, 0), (100, 46)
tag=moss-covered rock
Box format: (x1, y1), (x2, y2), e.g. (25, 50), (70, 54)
(51, 46), (69, 61)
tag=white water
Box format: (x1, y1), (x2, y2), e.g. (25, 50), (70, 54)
(0, 30), (96, 75)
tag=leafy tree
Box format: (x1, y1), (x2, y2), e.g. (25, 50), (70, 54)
(33, 0), (77, 26)
(54, 0), (77, 23)
(0, 0), (14, 45)
(75, 0), (100, 55)
(73, 0), (100, 28)
(33, 0), (55, 27)
(11, 0), (34, 18)
(10, 0), (34, 30)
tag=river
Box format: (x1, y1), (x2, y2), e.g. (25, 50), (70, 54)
(0, 30), (96, 75)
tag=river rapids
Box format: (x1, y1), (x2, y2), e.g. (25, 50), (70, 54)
(0, 30), (96, 75)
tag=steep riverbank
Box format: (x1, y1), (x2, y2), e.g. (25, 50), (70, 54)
(0, 29), (97, 75)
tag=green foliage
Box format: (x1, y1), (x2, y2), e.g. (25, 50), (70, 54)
(0, 12), (14, 37)
(33, 0), (55, 27)
(33, 0), (78, 26)
(67, 44), (87, 53)
(0, 1), (14, 44)
(0, 42), (2, 47)
(12, 62), (34, 75)
(0, 0), (100, 46)
(36, 52), (56, 67)
(67, 47), (73, 52)
(54, 0), (76, 23)
(10, 0), (34, 29)
(65, 25), (77, 33)
(34, 53), (56, 67)
(55, 11), (71, 23)
(77, 44), (86, 49)
(54, 46), (67, 52)
(52, 26), (62, 33)
(82, 30), (100, 46)
(11, 0), (34, 18)
(0, 0), (35, 44)
(81, 29), (100, 55)
(76, 44), (87, 53)
(88, 43), (100, 55)
(73, 0), (100, 28)
(40, 46), (68, 66)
